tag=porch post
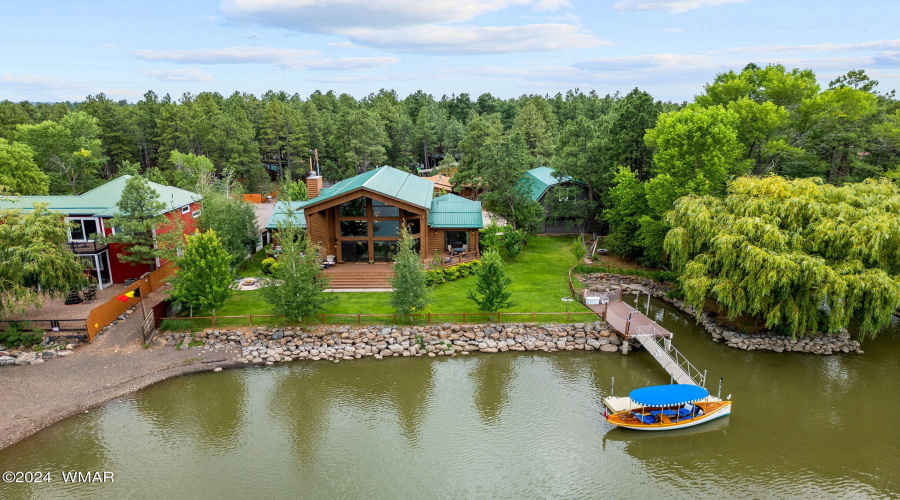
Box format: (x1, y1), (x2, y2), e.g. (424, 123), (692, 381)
(93, 254), (101, 290)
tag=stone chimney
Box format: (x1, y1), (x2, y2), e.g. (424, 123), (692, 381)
(307, 174), (323, 199)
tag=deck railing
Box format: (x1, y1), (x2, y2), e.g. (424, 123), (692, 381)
(638, 333), (706, 387)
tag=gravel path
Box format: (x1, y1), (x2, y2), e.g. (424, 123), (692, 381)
(0, 290), (242, 451)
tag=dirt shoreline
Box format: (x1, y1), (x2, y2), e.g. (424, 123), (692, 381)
(0, 290), (244, 452)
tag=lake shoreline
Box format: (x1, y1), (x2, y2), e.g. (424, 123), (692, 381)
(1, 319), (628, 452)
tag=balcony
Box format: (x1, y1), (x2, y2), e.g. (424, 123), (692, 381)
(67, 241), (109, 254)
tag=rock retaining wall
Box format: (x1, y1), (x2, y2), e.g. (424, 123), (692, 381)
(160, 321), (629, 364)
(578, 273), (863, 355)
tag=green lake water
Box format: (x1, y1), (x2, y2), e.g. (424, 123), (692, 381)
(1, 296), (898, 499)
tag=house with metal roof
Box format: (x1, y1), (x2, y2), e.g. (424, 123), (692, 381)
(0, 175), (202, 289)
(518, 166), (594, 234)
(267, 166), (482, 264)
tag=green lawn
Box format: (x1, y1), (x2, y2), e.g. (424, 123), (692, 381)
(236, 248), (268, 278)
(170, 235), (593, 329)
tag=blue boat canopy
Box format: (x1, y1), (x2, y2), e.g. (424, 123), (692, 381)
(629, 384), (709, 407)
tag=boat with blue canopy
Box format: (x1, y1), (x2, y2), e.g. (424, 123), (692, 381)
(604, 384), (732, 431)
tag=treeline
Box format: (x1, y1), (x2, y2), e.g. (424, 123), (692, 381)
(1, 65), (898, 252)
(0, 84), (677, 195)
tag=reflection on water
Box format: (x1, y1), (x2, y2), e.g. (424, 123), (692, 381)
(0, 301), (897, 499)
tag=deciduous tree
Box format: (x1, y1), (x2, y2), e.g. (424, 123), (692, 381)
(171, 229), (234, 317)
(665, 176), (900, 339)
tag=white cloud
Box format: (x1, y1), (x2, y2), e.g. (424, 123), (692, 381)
(732, 40), (900, 54)
(665, 28), (688, 34)
(281, 57), (400, 71)
(533, 0), (571, 11)
(576, 53), (719, 71)
(344, 24), (607, 55)
(612, 0), (747, 14)
(142, 68), (215, 82)
(132, 46), (318, 64)
(221, 0), (533, 31)
(0, 74), (85, 90)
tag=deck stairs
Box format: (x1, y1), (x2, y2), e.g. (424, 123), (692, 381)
(323, 270), (394, 290)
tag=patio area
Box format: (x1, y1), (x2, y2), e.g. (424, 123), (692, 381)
(2, 283), (128, 331)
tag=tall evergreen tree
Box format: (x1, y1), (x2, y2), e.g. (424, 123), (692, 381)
(390, 226), (430, 315)
(103, 175), (165, 266)
(261, 217), (334, 322)
(467, 249), (515, 312)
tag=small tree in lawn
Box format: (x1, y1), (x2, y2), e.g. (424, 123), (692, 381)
(390, 225), (430, 317)
(261, 218), (334, 323)
(467, 249), (515, 312)
(103, 175), (165, 267)
(171, 230), (234, 318)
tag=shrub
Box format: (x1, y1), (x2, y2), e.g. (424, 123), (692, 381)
(0, 321), (43, 348)
(425, 260), (481, 286)
(261, 258), (278, 275)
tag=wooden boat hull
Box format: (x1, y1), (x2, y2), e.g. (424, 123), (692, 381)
(606, 401), (732, 431)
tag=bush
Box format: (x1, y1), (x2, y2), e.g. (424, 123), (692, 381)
(426, 260), (481, 286)
(572, 237), (587, 262)
(261, 258), (278, 275)
(0, 321), (43, 348)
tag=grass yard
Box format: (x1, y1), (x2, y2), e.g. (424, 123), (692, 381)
(236, 248), (267, 278)
(170, 235), (594, 329)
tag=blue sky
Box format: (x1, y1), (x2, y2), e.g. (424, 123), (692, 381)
(2, 0), (898, 103)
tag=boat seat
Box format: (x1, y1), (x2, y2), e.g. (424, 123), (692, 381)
(631, 412), (657, 425)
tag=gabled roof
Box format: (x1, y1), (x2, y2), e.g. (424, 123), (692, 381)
(266, 201), (306, 230)
(0, 175), (201, 217)
(428, 193), (483, 229)
(302, 166), (434, 210)
(519, 166), (578, 202)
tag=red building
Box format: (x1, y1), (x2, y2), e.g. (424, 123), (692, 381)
(0, 176), (202, 289)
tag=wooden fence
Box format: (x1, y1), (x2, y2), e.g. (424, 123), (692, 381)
(161, 310), (600, 328)
(84, 264), (174, 341)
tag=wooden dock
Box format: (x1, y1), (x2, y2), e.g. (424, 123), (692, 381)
(583, 290), (706, 387)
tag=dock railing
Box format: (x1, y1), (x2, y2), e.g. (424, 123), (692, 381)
(637, 333), (707, 387)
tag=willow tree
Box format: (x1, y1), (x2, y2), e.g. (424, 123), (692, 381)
(665, 176), (900, 340)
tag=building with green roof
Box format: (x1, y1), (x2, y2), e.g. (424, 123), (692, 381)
(268, 166), (482, 263)
(0, 175), (202, 289)
(518, 166), (594, 234)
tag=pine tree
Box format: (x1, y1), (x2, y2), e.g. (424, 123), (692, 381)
(390, 226), (430, 315)
(171, 229), (234, 317)
(103, 175), (165, 266)
(467, 249), (515, 311)
(261, 218), (334, 322)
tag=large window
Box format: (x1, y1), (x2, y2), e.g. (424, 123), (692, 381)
(406, 218), (421, 235)
(340, 220), (368, 237)
(372, 220), (400, 237)
(445, 231), (470, 252)
(68, 218), (100, 241)
(340, 240), (368, 262)
(372, 199), (400, 217)
(373, 241), (398, 262)
(339, 198), (366, 217)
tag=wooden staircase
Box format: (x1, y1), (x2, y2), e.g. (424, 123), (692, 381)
(323, 266), (394, 290)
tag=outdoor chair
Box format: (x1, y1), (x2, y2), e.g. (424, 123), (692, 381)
(325, 255), (336, 267)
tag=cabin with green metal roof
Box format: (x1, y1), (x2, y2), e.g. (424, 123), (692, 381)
(268, 166), (482, 263)
(518, 166), (594, 234)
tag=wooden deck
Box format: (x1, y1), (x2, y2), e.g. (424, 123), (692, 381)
(583, 290), (706, 387)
